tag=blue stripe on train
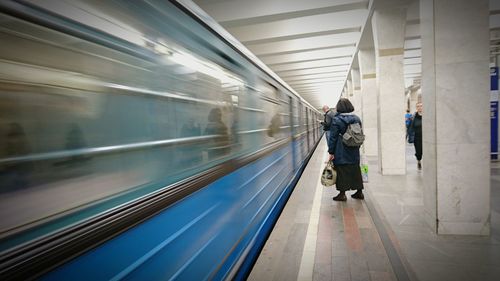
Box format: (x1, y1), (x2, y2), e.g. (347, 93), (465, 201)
(41, 139), (315, 281)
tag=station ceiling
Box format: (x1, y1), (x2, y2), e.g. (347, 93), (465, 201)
(193, 0), (368, 109)
(194, 0), (500, 110)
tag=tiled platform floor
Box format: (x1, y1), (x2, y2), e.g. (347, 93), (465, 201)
(249, 139), (500, 281)
(368, 145), (500, 281)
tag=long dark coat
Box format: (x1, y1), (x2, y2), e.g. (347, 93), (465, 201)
(327, 113), (362, 165)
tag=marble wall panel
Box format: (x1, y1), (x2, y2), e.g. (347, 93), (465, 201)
(376, 54), (406, 175)
(372, 8), (407, 50)
(420, 0), (490, 235)
(361, 78), (379, 156)
(379, 132), (406, 175)
(435, 61), (490, 145)
(436, 142), (490, 235)
(434, 0), (489, 66)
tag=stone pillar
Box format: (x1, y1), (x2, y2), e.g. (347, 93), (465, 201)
(372, 7), (407, 175)
(409, 89), (419, 113)
(421, 0), (490, 235)
(351, 68), (362, 117)
(346, 78), (352, 100)
(358, 49), (379, 157)
(405, 92), (411, 111)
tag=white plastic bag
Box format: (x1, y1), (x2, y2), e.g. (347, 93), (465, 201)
(321, 161), (336, 186)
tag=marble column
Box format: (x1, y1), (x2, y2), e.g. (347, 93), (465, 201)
(409, 89), (419, 113)
(358, 49), (379, 156)
(372, 7), (407, 175)
(347, 78), (353, 99)
(351, 69), (362, 117)
(421, 0), (490, 235)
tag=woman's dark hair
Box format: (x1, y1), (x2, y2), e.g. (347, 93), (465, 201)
(335, 98), (354, 113)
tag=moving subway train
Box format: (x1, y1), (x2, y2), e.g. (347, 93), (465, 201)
(0, 0), (322, 279)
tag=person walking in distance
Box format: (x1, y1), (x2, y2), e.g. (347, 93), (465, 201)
(327, 98), (364, 201)
(408, 102), (423, 170)
(321, 105), (336, 141)
(405, 109), (413, 143)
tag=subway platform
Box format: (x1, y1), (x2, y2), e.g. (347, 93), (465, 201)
(248, 138), (500, 281)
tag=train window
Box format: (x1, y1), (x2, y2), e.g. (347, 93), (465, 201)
(232, 81), (283, 155)
(0, 2), (250, 249)
(0, 1), (325, 258)
(299, 102), (305, 133)
(291, 99), (299, 135)
(0, 3), (324, 279)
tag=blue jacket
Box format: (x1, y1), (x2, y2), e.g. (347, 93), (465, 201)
(327, 113), (362, 165)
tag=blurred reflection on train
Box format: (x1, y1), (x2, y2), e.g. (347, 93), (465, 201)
(0, 0), (322, 280)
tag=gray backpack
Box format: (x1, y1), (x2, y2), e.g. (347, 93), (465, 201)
(342, 122), (365, 147)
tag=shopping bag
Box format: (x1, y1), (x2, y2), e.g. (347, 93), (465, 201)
(321, 161), (336, 186)
(360, 154), (369, 183)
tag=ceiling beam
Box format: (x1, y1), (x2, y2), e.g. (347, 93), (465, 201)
(270, 57), (352, 71)
(262, 47), (355, 65)
(274, 64), (351, 73)
(258, 43), (356, 58)
(279, 69), (348, 79)
(197, 0), (368, 22)
(219, 1), (369, 28)
(226, 9), (368, 43)
(285, 72), (347, 82)
(289, 78), (345, 86)
(247, 32), (360, 56)
(240, 27), (362, 45)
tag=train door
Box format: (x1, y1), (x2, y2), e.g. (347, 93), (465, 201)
(289, 96), (296, 169)
(312, 109), (316, 143)
(310, 109), (314, 146)
(305, 108), (310, 150)
(298, 102), (303, 159)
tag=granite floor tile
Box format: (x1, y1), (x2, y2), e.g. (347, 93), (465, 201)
(409, 261), (474, 281)
(251, 142), (499, 281)
(332, 256), (351, 281)
(369, 270), (396, 281)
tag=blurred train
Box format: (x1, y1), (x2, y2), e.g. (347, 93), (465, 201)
(0, 0), (322, 280)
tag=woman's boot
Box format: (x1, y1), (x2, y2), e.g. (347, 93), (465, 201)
(333, 191), (347, 201)
(351, 190), (364, 200)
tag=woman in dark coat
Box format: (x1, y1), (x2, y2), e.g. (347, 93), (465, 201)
(327, 98), (364, 201)
(408, 102), (423, 169)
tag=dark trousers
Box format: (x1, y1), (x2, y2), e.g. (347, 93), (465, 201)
(414, 134), (422, 161)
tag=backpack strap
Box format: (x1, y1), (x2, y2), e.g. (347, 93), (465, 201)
(336, 115), (360, 134)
